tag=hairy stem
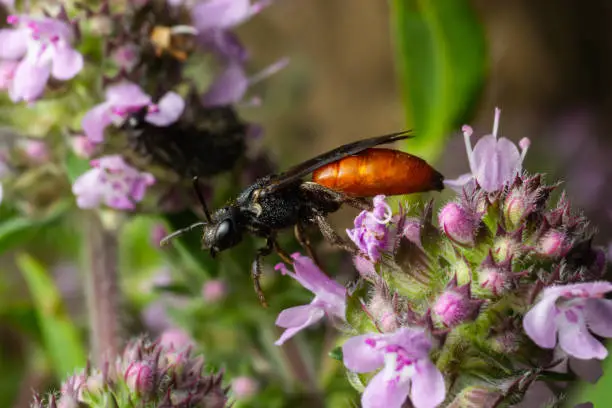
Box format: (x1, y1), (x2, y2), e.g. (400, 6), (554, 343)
(85, 213), (121, 364)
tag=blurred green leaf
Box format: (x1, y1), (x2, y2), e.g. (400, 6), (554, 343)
(17, 253), (86, 380)
(0, 200), (69, 255)
(64, 149), (91, 184)
(390, 0), (487, 161)
(328, 347), (343, 361)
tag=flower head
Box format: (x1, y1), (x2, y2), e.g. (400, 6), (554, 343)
(438, 202), (479, 246)
(71, 155), (155, 210)
(523, 282), (612, 360)
(347, 195), (394, 262)
(81, 82), (185, 143)
(445, 108), (530, 193)
(432, 277), (482, 327)
(342, 327), (445, 408)
(274, 253), (346, 345)
(0, 15), (83, 102)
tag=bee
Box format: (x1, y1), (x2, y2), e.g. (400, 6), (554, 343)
(122, 104), (247, 178)
(161, 132), (444, 306)
(149, 25), (197, 62)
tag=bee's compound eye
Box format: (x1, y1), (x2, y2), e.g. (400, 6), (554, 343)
(215, 219), (237, 250)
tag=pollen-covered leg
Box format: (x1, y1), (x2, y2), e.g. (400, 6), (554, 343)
(314, 215), (360, 256)
(295, 223), (322, 267)
(299, 182), (372, 211)
(253, 238), (274, 307)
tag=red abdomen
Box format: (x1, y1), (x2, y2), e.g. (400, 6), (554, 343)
(312, 148), (444, 197)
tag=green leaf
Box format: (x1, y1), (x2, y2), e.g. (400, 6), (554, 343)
(16, 253), (86, 380)
(391, 0), (487, 161)
(0, 200), (69, 255)
(64, 149), (91, 184)
(328, 346), (343, 361)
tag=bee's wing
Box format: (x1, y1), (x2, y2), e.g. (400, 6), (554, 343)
(260, 131), (413, 195)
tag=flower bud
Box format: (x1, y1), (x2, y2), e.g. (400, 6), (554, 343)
(202, 279), (227, 303)
(71, 136), (96, 159)
(160, 328), (194, 351)
(150, 224), (168, 248)
(232, 376), (259, 399)
(112, 43), (140, 72)
(432, 279), (482, 327)
(537, 229), (571, 258)
(447, 386), (502, 408)
(21, 139), (49, 163)
(478, 267), (506, 296)
(438, 202), (478, 245)
(124, 362), (154, 396)
(503, 189), (528, 230)
(367, 289), (398, 332)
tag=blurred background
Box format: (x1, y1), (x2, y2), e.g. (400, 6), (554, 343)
(2, 0), (612, 406)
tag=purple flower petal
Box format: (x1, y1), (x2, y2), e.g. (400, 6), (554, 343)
(361, 370), (410, 408)
(585, 298), (612, 337)
(558, 320), (608, 360)
(410, 359), (446, 408)
(191, 0), (251, 31)
(72, 170), (103, 208)
(105, 82), (151, 107)
(342, 334), (384, 372)
(443, 173), (473, 192)
(471, 135), (521, 192)
(106, 195), (135, 210)
(130, 173), (155, 201)
(274, 304), (324, 346)
(51, 45), (83, 80)
(0, 28), (28, 59)
(9, 60), (50, 102)
(523, 293), (559, 349)
(82, 103), (112, 143)
(202, 62), (248, 106)
(146, 92), (185, 126)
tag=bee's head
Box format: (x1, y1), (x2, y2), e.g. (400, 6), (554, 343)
(201, 208), (243, 257)
(160, 206), (243, 258)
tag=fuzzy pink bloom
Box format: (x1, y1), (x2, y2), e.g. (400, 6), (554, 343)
(274, 253), (346, 345)
(523, 282), (612, 360)
(71, 155), (155, 210)
(445, 108), (530, 193)
(0, 15), (83, 102)
(343, 328), (445, 408)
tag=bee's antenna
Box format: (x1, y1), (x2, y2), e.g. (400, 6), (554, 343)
(160, 222), (207, 246)
(192, 176), (213, 223)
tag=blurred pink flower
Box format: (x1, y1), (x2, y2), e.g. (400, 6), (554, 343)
(0, 15), (83, 102)
(71, 155), (155, 210)
(232, 376), (258, 399)
(201, 279), (227, 303)
(159, 328), (194, 351)
(191, 0), (273, 32)
(82, 82), (184, 143)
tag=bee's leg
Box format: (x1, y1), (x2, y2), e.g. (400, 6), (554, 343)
(299, 182), (372, 211)
(294, 223), (322, 267)
(272, 240), (293, 265)
(253, 237), (274, 308)
(314, 215), (360, 257)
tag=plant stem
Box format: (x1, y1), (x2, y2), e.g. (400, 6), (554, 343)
(85, 212), (121, 364)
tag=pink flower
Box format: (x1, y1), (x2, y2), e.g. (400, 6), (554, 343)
(523, 282), (612, 360)
(159, 328), (194, 351)
(201, 58), (289, 107)
(232, 376), (258, 399)
(445, 108), (530, 193)
(71, 155), (155, 210)
(81, 82), (184, 143)
(0, 60), (18, 89)
(0, 15), (83, 102)
(274, 253), (346, 345)
(201, 279), (227, 303)
(191, 0), (273, 32)
(70, 135), (96, 158)
(21, 139), (49, 163)
(342, 327), (445, 408)
(432, 277), (482, 327)
(438, 202), (478, 246)
(346, 195), (393, 262)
